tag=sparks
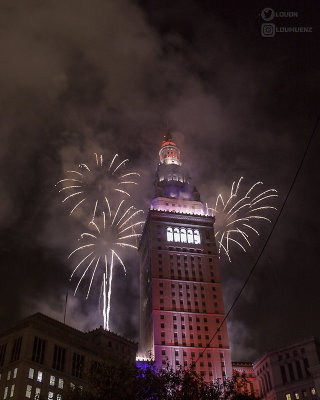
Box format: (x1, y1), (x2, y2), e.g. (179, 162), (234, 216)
(213, 177), (278, 261)
(56, 153), (140, 219)
(68, 199), (144, 330)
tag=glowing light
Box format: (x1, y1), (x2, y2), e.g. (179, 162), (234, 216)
(68, 200), (143, 330)
(212, 177), (278, 261)
(56, 153), (139, 219)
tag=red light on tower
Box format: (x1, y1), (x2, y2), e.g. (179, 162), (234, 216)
(159, 131), (181, 166)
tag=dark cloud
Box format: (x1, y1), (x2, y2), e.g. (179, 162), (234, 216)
(0, 0), (319, 363)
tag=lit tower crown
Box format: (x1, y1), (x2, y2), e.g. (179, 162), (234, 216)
(159, 132), (182, 166)
(154, 131), (201, 208)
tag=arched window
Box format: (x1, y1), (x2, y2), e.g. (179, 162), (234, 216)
(173, 175), (178, 181)
(167, 227), (173, 242)
(194, 229), (201, 244)
(168, 174), (172, 181)
(174, 228), (180, 242)
(180, 228), (187, 243)
(187, 229), (194, 244)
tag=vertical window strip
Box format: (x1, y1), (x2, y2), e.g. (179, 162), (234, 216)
(0, 344), (7, 367)
(10, 337), (22, 362)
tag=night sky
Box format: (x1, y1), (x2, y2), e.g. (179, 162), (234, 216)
(0, 0), (319, 362)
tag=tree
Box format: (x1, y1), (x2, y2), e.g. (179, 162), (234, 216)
(64, 360), (259, 400)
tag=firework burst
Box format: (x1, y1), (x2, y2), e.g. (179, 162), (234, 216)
(209, 177), (278, 262)
(56, 153), (140, 221)
(68, 198), (144, 330)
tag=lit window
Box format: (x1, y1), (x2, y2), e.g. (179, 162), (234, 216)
(295, 394), (300, 399)
(167, 227), (173, 242)
(13, 369), (17, 379)
(48, 392), (54, 400)
(9, 385), (14, 398)
(25, 385), (32, 399)
(168, 175), (172, 181)
(311, 388), (316, 396)
(173, 175), (178, 181)
(49, 376), (55, 386)
(28, 368), (34, 379)
(35, 388), (41, 400)
(187, 229), (193, 244)
(58, 379), (64, 389)
(3, 387), (8, 400)
(70, 383), (75, 391)
(37, 372), (42, 383)
(174, 228), (180, 242)
(7, 371), (10, 381)
(180, 228), (187, 243)
(286, 394), (292, 400)
(57, 395), (62, 400)
(194, 230), (201, 244)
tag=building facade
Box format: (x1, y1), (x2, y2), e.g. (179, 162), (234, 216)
(253, 337), (320, 400)
(139, 133), (232, 381)
(0, 313), (137, 400)
(232, 361), (259, 397)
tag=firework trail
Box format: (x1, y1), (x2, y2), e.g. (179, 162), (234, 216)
(209, 177), (278, 262)
(68, 199), (144, 330)
(56, 153), (140, 221)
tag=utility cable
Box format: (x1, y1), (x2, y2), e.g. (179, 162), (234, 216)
(195, 113), (320, 365)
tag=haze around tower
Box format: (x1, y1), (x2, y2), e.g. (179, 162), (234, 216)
(0, 0), (319, 362)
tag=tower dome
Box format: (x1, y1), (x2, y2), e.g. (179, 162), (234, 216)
(159, 131), (182, 166)
(154, 132), (200, 202)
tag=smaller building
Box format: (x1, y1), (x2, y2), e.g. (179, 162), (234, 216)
(253, 337), (320, 400)
(0, 313), (137, 400)
(232, 361), (259, 397)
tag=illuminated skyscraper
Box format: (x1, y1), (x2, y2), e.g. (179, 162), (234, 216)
(139, 133), (232, 381)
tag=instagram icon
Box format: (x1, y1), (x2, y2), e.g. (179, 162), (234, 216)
(261, 23), (275, 37)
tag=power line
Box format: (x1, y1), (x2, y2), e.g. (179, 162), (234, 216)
(195, 113), (320, 364)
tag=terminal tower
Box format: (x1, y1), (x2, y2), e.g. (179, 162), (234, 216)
(139, 132), (232, 381)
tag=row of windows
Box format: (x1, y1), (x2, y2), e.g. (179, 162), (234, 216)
(163, 262), (214, 271)
(159, 254), (214, 262)
(0, 337), (22, 367)
(2, 385), (14, 399)
(0, 335), (125, 371)
(160, 291), (216, 299)
(280, 358), (310, 385)
(162, 350), (224, 358)
(279, 347), (306, 361)
(159, 283), (216, 291)
(159, 174), (184, 182)
(158, 246), (210, 254)
(28, 367), (64, 388)
(159, 340), (223, 348)
(160, 331), (221, 343)
(160, 315), (219, 323)
(160, 323), (220, 335)
(1, 335), (85, 377)
(158, 269), (215, 280)
(167, 228), (201, 244)
(25, 383), (74, 399)
(285, 388), (316, 400)
(0, 368), (18, 383)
